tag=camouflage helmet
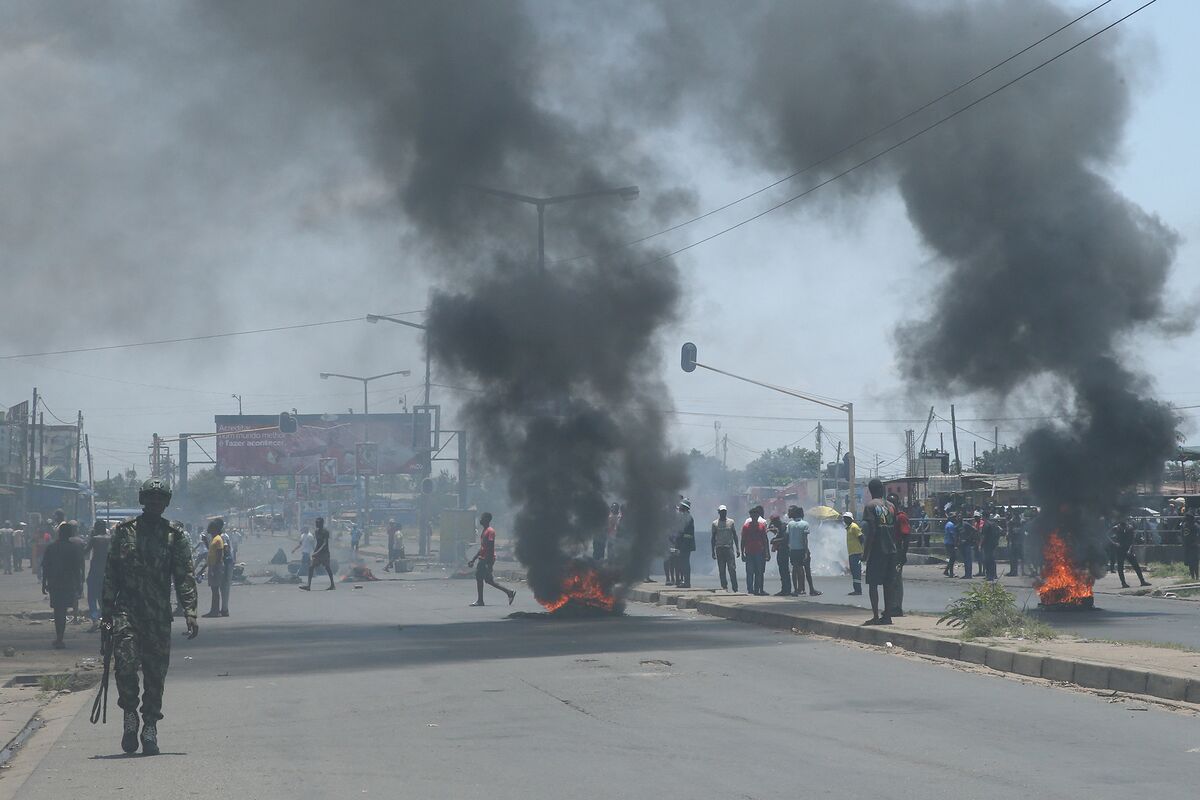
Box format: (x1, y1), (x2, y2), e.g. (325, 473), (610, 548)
(138, 477), (173, 505)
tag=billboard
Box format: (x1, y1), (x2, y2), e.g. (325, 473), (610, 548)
(1, 402), (29, 480)
(38, 424), (79, 480)
(214, 414), (430, 477)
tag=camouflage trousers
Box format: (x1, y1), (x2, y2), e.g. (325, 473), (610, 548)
(112, 615), (172, 723)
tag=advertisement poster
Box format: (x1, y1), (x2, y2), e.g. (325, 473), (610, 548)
(215, 414), (430, 477)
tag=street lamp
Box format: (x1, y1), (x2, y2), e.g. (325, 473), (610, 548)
(320, 370), (411, 539)
(366, 314), (430, 407)
(681, 342), (858, 516)
(462, 183), (639, 271)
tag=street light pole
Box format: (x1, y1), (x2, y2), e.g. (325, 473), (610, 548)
(365, 314), (431, 407)
(681, 343), (858, 516)
(320, 369), (410, 544)
(462, 183), (639, 271)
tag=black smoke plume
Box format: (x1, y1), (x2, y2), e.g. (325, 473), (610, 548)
(645, 0), (1181, 564)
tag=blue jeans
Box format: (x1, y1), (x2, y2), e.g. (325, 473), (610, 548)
(849, 553), (862, 593)
(744, 553), (766, 594)
(959, 543), (974, 577)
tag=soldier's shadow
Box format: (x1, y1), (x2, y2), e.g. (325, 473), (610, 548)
(90, 752), (187, 759)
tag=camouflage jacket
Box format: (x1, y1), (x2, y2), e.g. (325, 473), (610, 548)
(101, 514), (198, 625)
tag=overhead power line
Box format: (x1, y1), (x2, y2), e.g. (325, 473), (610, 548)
(0, 309), (426, 361)
(552, 0), (1116, 266)
(638, 0), (1159, 268)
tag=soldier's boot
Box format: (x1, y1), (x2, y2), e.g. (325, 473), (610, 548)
(140, 721), (159, 756)
(121, 711), (139, 754)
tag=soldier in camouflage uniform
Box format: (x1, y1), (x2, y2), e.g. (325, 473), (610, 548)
(101, 478), (199, 755)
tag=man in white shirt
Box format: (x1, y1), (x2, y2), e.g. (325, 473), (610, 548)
(292, 528), (316, 573)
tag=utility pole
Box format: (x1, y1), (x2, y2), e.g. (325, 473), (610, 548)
(38, 412), (45, 483)
(714, 421), (721, 456)
(151, 433), (160, 478)
(904, 429), (916, 477)
(84, 434), (94, 523)
(994, 425), (1000, 472)
(232, 394), (243, 415)
(722, 434), (728, 469)
(26, 388), (37, 518)
(815, 422), (823, 506)
(835, 440), (843, 511)
(950, 404), (961, 474)
(75, 411), (83, 482)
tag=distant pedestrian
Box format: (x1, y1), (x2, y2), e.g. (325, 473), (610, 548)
(299, 517), (336, 591)
(664, 517), (678, 587)
(958, 512), (979, 579)
(1005, 511), (1024, 577)
(350, 523), (362, 555)
(605, 503), (622, 561)
(0, 521), (14, 574)
(843, 512), (863, 595)
(1111, 514), (1151, 589)
(42, 521), (85, 649)
(787, 506), (820, 596)
(13, 524), (26, 572)
(981, 514), (1002, 581)
(943, 514), (958, 577)
(293, 527), (316, 573)
(384, 519), (402, 572)
(860, 479), (899, 626)
(203, 519), (228, 618)
(711, 505), (739, 592)
(33, 523), (51, 580)
(891, 503), (910, 616)
(1183, 508), (1199, 581)
(468, 512), (515, 606)
(741, 506), (769, 596)
(769, 514), (791, 596)
(83, 520), (111, 631)
(675, 499), (695, 588)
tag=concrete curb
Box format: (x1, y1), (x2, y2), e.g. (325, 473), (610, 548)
(633, 588), (1200, 706)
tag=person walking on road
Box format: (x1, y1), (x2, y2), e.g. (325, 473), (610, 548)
(299, 517), (336, 591)
(468, 512), (515, 606)
(675, 499), (696, 588)
(711, 505), (740, 592)
(843, 512), (863, 595)
(861, 479), (899, 626)
(1006, 510), (1024, 577)
(741, 506), (769, 596)
(385, 519), (402, 571)
(1111, 514), (1151, 589)
(293, 527), (316, 574)
(787, 507), (820, 596)
(203, 519), (228, 618)
(84, 520), (111, 631)
(42, 521), (85, 649)
(102, 478), (199, 755)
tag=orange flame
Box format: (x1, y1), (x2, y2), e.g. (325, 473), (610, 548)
(538, 562), (617, 612)
(1037, 530), (1094, 605)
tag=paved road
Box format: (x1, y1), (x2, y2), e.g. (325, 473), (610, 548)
(11, 568), (1198, 799)
(661, 565), (1200, 649)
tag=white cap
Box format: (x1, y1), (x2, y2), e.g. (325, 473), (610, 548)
(717, 504), (727, 512)
(973, 510), (982, 518)
(842, 512), (854, 521)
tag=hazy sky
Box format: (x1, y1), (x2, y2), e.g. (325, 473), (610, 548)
(1, 0), (1196, 484)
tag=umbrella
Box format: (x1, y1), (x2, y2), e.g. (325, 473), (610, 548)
(807, 505), (842, 522)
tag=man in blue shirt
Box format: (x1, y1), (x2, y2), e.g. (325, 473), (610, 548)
(943, 514), (958, 577)
(787, 506), (820, 596)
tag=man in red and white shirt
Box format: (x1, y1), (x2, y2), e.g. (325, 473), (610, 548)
(468, 512), (516, 607)
(741, 506), (770, 596)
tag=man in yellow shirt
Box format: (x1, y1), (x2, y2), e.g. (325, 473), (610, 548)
(843, 511), (864, 596)
(203, 520), (228, 618)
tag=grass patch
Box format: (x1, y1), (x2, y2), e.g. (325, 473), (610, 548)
(1146, 562), (1188, 579)
(37, 674), (72, 692)
(1083, 638), (1198, 653)
(939, 581), (1056, 641)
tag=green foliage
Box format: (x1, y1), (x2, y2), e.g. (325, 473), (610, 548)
(186, 468), (237, 515)
(938, 582), (1055, 641)
(971, 444), (1027, 474)
(1146, 562), (1189, 579)
(742, 446), (820, 487)
(94, 468), (140, 507)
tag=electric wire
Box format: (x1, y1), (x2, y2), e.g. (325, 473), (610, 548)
(550, 0), (1117, 266)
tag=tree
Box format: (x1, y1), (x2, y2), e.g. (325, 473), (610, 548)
(743, 446), (821, 487)
(186, 468), (237, 515)
(685, 449), (740, 497)
(95, 468), (139, 507)
(972, 445), (1027, 474)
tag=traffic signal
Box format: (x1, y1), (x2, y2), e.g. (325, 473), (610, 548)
(278, 412), (297, 433)
(681, 342), (698, 373)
